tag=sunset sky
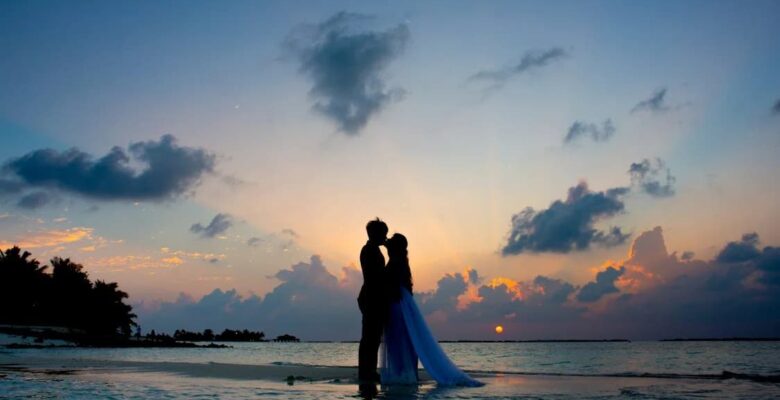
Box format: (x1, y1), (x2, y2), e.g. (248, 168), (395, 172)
(1, 0), (779, 340)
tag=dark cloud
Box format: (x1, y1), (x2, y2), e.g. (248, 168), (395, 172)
(532, 276), (576, 305)
(286, 12), (409, 135)
(2, 135), (215, 201)
(595, 231), (780, 339)
(469, 47), (568, 88)
(631, 88), (670, 113)
(138, 229), (780, 340)
(577, 266), (625, 302)
(190, 213), (233, 238)
(502, 182), (630, 255)
(563, 119), (615, 144)
(680, 251), (695, 261)
(772, 99), (780, 115)
(716, 233), (761, 263)
(466, 268), (480, 285)
(418, 272), (469, 315)
(247, 237), (263, 246)
(16, 191), (54, 209)
(629, 158), (676, 197)
(137, 255), (362, 340)
(281, 228), (299, 238)
(0, 178), (24, 195)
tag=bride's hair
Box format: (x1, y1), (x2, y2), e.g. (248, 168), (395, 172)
(387, 233), (413, 295)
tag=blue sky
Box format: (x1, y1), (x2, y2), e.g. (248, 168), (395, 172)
(1, 0), (779, 339)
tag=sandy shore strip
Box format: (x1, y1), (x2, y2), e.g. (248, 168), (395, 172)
(0, 354), (423, 383)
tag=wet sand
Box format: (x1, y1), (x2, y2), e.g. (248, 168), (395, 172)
(2, 353), (779, 399)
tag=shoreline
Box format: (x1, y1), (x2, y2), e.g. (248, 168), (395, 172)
(2, 354), (778, 385)
(2, 352), (779, 399)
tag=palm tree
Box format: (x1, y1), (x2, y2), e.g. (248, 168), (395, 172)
(0, 247), (49, 324)
(91, 280), (137, 336)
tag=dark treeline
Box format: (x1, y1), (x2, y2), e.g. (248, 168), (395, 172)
(171, 328), (266, 342)
(0, 247), (136, 337)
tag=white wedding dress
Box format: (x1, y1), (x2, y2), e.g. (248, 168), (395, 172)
(379, 288), (483, 387)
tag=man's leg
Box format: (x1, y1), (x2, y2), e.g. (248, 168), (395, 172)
(358, 314), (373, 379)
(359, 312), (382, 380)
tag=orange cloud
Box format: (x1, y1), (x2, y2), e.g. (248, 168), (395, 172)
(487, 277), (524, 300)
(162, 256), (185, 265)
(457, 284), (483, 310)
(86, 254), (175, 271)
(0, 227), (93, 249)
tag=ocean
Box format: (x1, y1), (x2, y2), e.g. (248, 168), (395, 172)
(1, 341), (779, 399)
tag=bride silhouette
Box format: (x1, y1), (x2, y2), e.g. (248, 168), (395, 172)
(380, 233), (483, 387)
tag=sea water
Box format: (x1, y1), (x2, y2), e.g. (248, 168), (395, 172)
(1, 341), (779, 399)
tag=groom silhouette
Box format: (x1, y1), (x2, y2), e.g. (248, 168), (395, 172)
(357, 217), (388, 382)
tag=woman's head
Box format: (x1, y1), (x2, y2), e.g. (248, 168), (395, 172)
(386, 233), (412, 293)
(385, 233), (408, 257)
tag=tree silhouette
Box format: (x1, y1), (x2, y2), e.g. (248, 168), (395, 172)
(0, 247), (48, 325)
(0, 247), (136, 337)
(91, 280), (136, 336)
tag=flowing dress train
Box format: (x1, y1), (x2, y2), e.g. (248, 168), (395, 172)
(380, 288), (483, 387)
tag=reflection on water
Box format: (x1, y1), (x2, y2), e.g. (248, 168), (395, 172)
(5, 341), (780, 375)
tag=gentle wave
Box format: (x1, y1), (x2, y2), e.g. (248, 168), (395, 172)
(260, 362), (780, 383)
(466, 369), (780, 383)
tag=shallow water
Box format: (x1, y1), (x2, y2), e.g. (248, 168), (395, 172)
(2, 341), (779, 399)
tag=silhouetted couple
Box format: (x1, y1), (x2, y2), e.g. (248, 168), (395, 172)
(357, 218), (481, 386)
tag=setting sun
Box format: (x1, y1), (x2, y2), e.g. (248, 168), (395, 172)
(495, 325), (504, 334)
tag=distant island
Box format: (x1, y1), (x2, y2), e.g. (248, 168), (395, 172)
(0, 246), (299, 347)
(170, 329), (299, 342)
(172, 328), (266, 342)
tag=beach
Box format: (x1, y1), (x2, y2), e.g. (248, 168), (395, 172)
(2, 341), (779, 399)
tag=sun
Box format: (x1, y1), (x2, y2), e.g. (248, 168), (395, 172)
(495, 325), (504, 334)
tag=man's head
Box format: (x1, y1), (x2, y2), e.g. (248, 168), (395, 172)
(365, 218), (388, 244)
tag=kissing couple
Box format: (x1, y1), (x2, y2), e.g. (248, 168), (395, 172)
(357, 218), (482, 386)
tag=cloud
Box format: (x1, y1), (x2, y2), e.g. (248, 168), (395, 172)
(189, 213), (233, 238)
(286, 12), (409, 135)
(469, 47), (568, 88)
(0, 227), (93, 249)
(502, 182), (630, 255)
(138, 227), (780, 340)
(161, 256), (185, 265)
(281, 228), (299, 238)
(563, 119), (615, 144)
(631, 88), (670, 113)
(680, 251), (695, 261)
(595, 230), (780, 338)
(137, 255), (362, 340)
(417, 272), (469, 315)
(16, 191), (55, 209)
(771, 99), (780, 115)
(577, 266), (625, 302)
(247, 237), (263, 246)
(158, 247), (226, 264)
(629, 158), (676, 197)
(0, 178), (24, 195)
(2, 135), (215, 202)
(715, 233), (761, 263)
